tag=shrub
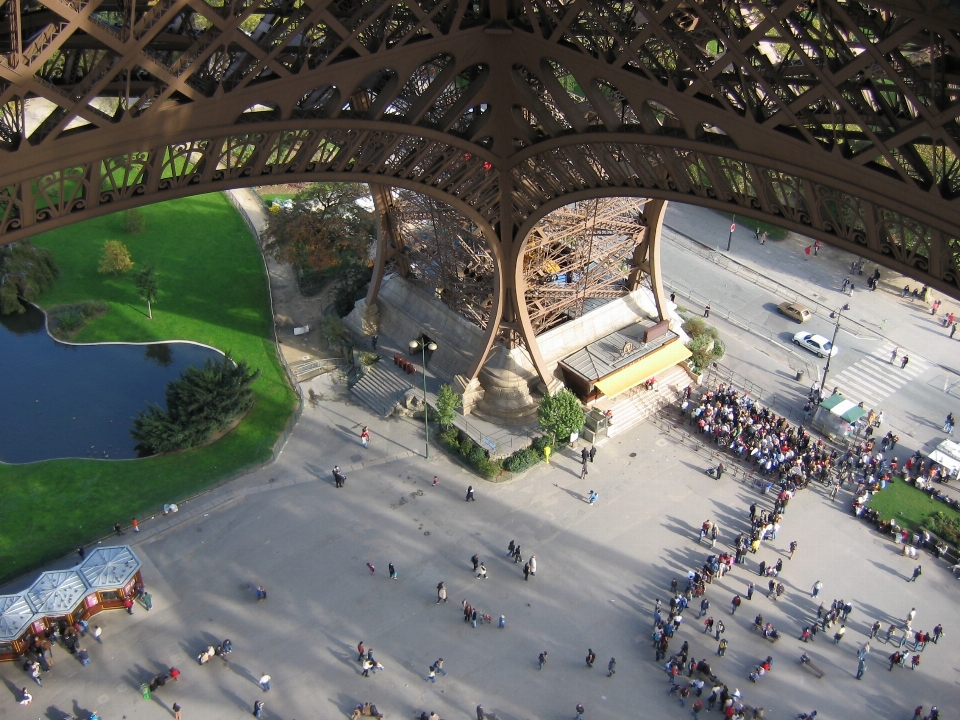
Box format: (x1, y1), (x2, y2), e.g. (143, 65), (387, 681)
(56, 309), (85, 332)
(468, 445), (487, 465)
(505, 447), (541, 473)
(531, 435), (552, 454)
(123, 208), (146, 234)
(98, 240), (134, 275)
(459, 438), (478, 458)
(923, 511), (960, 547)
(477, 457), (502, 478)
(49, 300), (109, 337)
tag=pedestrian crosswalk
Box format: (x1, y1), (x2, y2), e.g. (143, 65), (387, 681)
(827, 342), (931, 409)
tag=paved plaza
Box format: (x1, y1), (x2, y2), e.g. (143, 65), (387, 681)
(3, 370), (958, 720)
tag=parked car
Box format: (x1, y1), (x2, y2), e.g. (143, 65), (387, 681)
(793, 331), (838, 358)
(778, 302), (811, 323)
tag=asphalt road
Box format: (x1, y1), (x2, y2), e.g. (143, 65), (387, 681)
(658, 204), (960, 462)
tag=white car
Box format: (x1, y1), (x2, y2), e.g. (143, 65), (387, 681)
(793, 332), (838, 358)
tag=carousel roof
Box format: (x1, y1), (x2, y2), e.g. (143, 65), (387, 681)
(0, 595), (36, 641)
(79, 546), (141, 589)
(26, 570), (89, 614)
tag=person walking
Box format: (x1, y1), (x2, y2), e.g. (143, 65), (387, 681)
(704, 304), (711, 318)
(333, 466), (343, 488)
(908, 565), (922, 582)
(812, 580), (822, 598)
(717, 638), (727, 656)
(789, 541), (798, 559)
(254, 700), (265, 718)
(607, 657), (616, 677)
(834, 626), (846, 644)
(580, 460), (588, 479)
(172, 703), (182, 720)
(581, 447), (589, 464)
(731, 595), (741, 614)
(114, 522), (125, 536)
(856, 657), (866, 680)
(746, 582), (755, 601)
(92, 625), (103, 644)
(434, 658), (447, 676)
(436, 581), (447, 604)
(19, 687), (32, 706)
(589, 446), (596, 463)
(357, 642), (365, 661)
(586, 649), (596, 667)
(477, 563), (487, 579)
(587, 490), (598, 504)
(477, 706), (485, 720)
(389, 563), (398, 579)
(538, 651), (548, 669)
(524, 562), (531, 581)
(366, 562), (375, 575)
(715, 620), (725, 640)
(575, 702), (586, 720)
(131, 517), (140, 533)
(465, 485), (476, 501)
(471, 554), (480, 572)
(951, 323), (957, 339)
(901, 355), (910, 369)
(258, 673), (271, 691)
(870, 621), (882, 639)
(360, 426), (370, 447)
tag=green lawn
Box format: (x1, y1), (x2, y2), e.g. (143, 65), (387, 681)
(0, 193), (297, 584)
(867, 478), (960, 532)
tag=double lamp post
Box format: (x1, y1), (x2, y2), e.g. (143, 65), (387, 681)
(409, 338), (437, 458)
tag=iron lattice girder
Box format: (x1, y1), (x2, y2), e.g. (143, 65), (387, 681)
(0, 0), (958, 298)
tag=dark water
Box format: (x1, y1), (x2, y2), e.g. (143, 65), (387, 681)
(0, 304), (223, 463)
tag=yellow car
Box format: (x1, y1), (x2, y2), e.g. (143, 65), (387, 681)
(778, 302), (812, 323)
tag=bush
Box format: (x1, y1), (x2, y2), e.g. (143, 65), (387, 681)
(923, 511), (960, 547)
(459, 438), (478, 458)
(49, 300), (109, 337)
(477, 457), (502, 478)
(56, 308), (85, 332)
(131, 354), (260, 455)
(468, 445), (487, 465)
(531, 435), (552, 454)
(98, 240), (134, 275)
(123, 208), (146, 235)
(505, 447), (541, 473)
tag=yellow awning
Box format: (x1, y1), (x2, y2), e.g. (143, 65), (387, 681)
(594, 341), (692, 397)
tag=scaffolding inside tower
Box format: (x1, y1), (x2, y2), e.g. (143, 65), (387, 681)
(522, 197), (652, 335)
(388, 189), (496, 330)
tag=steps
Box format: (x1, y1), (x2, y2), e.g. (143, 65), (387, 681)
(605, 365), (692, 439)
(350, 364), (415, 418)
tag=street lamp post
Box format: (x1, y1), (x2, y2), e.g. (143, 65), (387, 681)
(819, 307), (844, 398)
(409, 339), (438, 458)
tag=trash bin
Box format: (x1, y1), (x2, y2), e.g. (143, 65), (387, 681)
(795, 369), (804, 381)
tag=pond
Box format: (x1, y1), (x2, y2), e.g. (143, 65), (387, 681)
(0, 304), (224, 463)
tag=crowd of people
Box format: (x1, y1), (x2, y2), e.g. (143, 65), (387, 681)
(668, 381), (948, 719)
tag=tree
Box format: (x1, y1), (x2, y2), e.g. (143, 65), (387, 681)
(123, 208), (146, 234)
(538, 389), (585, 445)
(263, 182), (376, 272)
(435, 384), (462, 428)
(131, 354), (260, 455)
(264, 183), (376, 302)
(682, 317), (725, 373)
(319, 315), (347, 347)
(132, 264), (159, 319)
(0, 241), (60, 315)
(98, 240), (134, 275)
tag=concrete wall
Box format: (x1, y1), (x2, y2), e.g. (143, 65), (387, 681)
(377, 275), (486, 382)
(537, 288), (661, 378)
